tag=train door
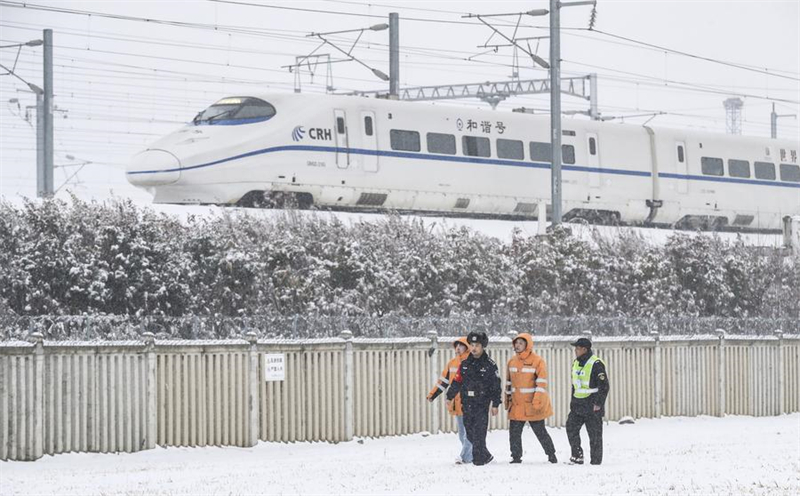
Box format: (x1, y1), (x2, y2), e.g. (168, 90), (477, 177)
(676, 141), (688, 193)
(587, 132), (600, 188)
(334, 109), (350, 169)
(361, 110), (378, 172)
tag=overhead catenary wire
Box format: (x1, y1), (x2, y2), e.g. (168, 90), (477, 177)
(2, 8), (796, 92)
(5, 32), (793, 108)
(3, 0), (797, 80)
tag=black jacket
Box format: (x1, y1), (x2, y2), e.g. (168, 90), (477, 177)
(570, 350), (610, 416)
(446, 351), (502, 408)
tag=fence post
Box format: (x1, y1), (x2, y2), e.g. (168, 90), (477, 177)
(340, 330), (354, 441)
(246, 331), (259, 447)
(142, 332), (157, 449)
(716, 329), (726, 417)
(30, 332), (44, 460)
(651, 331), (661, 418)
(775, 329), (784, 415)
(427, 330), (439, 434)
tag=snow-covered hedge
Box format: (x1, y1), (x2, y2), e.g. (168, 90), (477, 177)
(1, 197), (797, 339)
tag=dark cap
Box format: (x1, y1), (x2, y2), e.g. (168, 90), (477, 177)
(570, 337), (592, 348)
(467, 331), (489, 348)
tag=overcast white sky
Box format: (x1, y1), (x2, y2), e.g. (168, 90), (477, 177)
(1, 0), (798, 201)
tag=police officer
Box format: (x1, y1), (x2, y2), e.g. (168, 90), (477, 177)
(566, 337), (609, 465)
(446, 331), (502, 466)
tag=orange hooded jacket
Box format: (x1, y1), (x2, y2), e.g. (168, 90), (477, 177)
(427, 336), (470, 416)
(506, 333), (554, 421)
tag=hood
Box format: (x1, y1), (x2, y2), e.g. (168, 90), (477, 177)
(454, 336), (470, 359)
(513, 332), (534, 359)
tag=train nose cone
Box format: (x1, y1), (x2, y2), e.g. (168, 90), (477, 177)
(127, 149), (181, 186)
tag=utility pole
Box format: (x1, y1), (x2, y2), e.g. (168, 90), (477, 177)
(35, 91), (45, 196)
(771, 102), (796, 139)
(389, 12), (399, 98)
(0, 36), (49, 196)
(549, 0), (562, 225)
(43, 29), (54, 197)
(771, 103), (777, 139)
(550, 1), (596, 226)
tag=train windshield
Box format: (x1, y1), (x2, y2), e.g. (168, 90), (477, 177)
(192, 97), (276, 125)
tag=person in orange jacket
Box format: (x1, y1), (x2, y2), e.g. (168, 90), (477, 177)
(427, 336), (473, 464)
(505, 332), (557, 464)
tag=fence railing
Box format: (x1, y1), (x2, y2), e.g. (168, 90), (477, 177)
(1, 330), (797, 461)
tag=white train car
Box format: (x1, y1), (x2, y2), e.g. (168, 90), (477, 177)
(127, 93), (800, 231)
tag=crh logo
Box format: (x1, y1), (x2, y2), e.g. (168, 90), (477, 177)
(292, 126), (306, 141)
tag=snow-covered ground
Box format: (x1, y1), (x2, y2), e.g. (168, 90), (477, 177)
(3, 414), (799, 495)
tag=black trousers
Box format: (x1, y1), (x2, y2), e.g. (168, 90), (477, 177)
(566, 410), (603, 464)
(509, 420), (556, 460)
(463, 402), (492, 465)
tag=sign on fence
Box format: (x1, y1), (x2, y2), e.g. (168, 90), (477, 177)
(264, 353), (285, 381)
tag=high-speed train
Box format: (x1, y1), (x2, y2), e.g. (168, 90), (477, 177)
(127, 93), (800, 231)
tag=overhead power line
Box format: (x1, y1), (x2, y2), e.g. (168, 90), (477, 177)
(206, 0), (476, 25)
(587, 29), (799, 82)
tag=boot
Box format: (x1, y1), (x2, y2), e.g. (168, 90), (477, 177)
(569, 455), (584, 464)
(548, 453), (558, 464)
(509, 458), (522, 464)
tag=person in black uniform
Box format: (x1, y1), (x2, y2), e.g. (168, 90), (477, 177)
(446, 331), (502, 466)
(566, 337), (610, 465)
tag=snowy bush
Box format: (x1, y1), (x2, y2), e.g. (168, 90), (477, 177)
(0, 197), (797, 340)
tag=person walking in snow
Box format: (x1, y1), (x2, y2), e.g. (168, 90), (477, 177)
(505, 332), (557, 464)
(427, 336), (473, 464)
(446, 331), (502, 466)
(566, 337), (610, 465)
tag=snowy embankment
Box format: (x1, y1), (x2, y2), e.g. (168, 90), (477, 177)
(3, 414), (798, 495)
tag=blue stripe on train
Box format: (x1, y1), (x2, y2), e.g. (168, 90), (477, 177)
(127, 144), (800, 189)
(127, 144), (649, 177)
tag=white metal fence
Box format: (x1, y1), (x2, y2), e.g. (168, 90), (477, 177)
(1, 330), (797, 461)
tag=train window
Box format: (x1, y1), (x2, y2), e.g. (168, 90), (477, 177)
(780, 163), (800, 182)
(528, 142), (574, 163)
(677, 145), (685, 163)
(337, 117), (346, 134)
(563, 130), (576, 137)
(390, 129), (421, 152)
(426, 133), (456, 155)
(589, 137), (597, 156)
(754, 161), (776, 180)
(192, 96), (276, 125)
(562, 144), (576, 164)
(364, 116), (373, 136)
(529, 142), (552, 162)
(497, 139), (524, 160)
(462, 136), (491, 157)
(701, 157), (724, 176)
(728, 159), (750, 178)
